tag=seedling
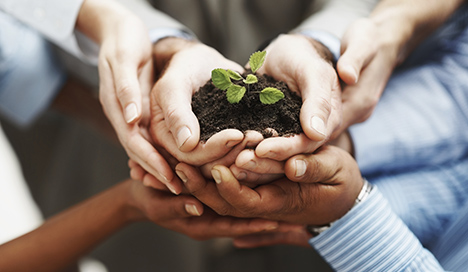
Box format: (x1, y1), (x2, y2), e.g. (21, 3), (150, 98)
(211, 51), (285, 104)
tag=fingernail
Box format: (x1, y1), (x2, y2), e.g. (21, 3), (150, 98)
(236, 171), (247, 180)
(211, 169), (222, 184)
(295, 159), (307, 177)
(185, 204), (201, 216)
(311, 116), (326, 136)
(166, 182), (179, 195)
(177, 126), (191, 148)
(125, 103), (138, 123)
(176, 170), (188, 183)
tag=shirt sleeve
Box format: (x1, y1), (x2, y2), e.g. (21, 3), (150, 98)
(0, 0), (101, 65)
(309, 187), (445, 271)
(292, 0), (380, 58)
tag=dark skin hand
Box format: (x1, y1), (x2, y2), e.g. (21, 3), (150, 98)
(176, 145), (363, 227)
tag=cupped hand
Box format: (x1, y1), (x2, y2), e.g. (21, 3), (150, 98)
(76, 1), (176, 186)
(149, 38), (247, 164)
(177, 145), (363, 226)
(335, 18), (398, 135)
(125, 179), (281, 240)
(253, 34), (342, 160)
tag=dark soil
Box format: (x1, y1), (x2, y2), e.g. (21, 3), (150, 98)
(192, 74), (303, 142)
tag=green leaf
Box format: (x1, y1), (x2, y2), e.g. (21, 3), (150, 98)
(226, 84), (246, 104)
(260, 87), (284, 104)
(227, 70), (243, 81)
(243, 74), (258, 84)
(249, 51), (266, 73)
(211, 69), (232, 90)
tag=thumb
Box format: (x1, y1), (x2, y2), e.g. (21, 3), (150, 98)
(111, 60), (145, 124)
(337, 19), (377, 85)
(284, 146), (344, 183)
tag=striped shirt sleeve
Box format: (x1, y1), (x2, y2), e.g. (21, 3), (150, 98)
(309, 187), (445, 271)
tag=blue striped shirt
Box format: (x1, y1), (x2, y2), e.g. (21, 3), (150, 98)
(309, 4), (468, 271)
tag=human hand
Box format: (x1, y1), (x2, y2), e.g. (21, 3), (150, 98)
(252, 34), (342, 161)
(124, 179), (282, 240)
(177, 145), (363, 226)
(336, 0), (463, 134)
(149, 38), (246, 164)
(77, 0), (174, 185)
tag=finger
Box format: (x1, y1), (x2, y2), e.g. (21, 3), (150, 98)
(299, 70), (340, 143)
(109, 58), (145, 124)
(151, 101), (245, 165)
(211, 165), (285, 217)
(284, 145), (346, 183)
(199, 130), (264, 178)
(341, 53), (392, 128)
(153, 75), (202, 152)
(99, 60), (177, 192)
(235, 149), (285, 174)
(182, 212), (279, 240)
(175, 163), (235, 215)
(338, 19), (377, 85)
(233, 230), (310, 248)
(146, 188), (204, 218)
(255, 134), (323, 161)
(230, 165), (283, 187)
(125, 130), (177, 189)
(129, 159), (145, 181)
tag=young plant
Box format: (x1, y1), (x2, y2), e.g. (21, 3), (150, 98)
(211, 51), (285, 104)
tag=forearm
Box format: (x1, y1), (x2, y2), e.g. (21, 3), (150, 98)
(0, 180), (137, 272)
(295, 0), (380, 38)
(369, 0), (464, 62)
(310, 188), (445, 271)
(76, 0), (138, 44)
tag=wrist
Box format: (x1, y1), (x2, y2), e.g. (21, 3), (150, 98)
(294, 30), (340, 64)
(152, 37), (199, 73)
(120, 180), (148, 223)
(306, 178), (373, 237)
(77, 0), (139, 44)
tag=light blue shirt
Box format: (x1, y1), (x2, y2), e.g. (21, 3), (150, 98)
(0, 11), (65, 127)
(309, 4), (468, 271)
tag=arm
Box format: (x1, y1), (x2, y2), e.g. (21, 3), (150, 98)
(335, 0), (464, 134)
(0, 179), (279, 272)
(178, 145), (449, 271)
(235, 0), (380, 162)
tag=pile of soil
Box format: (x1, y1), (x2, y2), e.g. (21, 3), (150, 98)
(192, 74), (303, 142)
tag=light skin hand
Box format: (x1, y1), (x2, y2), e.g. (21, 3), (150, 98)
(335, 0), (464, 137)
(76, 0), (174, 185)
(253, 34), (342, 161)
(177, 145), (363, 226)
(150, 38), (245, 159)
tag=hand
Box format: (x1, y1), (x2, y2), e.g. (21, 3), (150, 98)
(149, 38), (246, 164)
(129, 131), (266, 188)
(177, 145), (363, 226)
(125, 179), (281, 240)
(335, 0), (463, 135)
(253, 34), (342, 161)
(77, 0), (174, 185)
